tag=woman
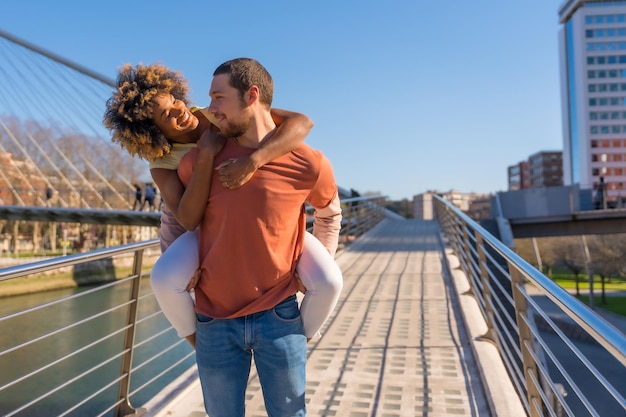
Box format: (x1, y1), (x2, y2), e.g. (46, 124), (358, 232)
(103, 63), (342, 347)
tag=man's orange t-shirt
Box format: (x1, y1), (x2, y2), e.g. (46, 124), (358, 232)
(178, 139), (338, 319)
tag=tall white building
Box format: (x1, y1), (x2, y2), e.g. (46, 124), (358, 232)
(559, 0), (626, 202)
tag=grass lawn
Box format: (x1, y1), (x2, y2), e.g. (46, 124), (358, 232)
(551, 271), (626, 291)
(574, 295), (626, 317)
(547, 268), (626, 317)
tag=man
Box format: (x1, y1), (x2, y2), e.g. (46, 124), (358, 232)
(178, 58), (341, 417)
(142, 182), (156, 211)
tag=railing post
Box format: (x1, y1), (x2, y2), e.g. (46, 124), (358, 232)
(475, 234), (497, 344)
(114, 249), (146, 417)
(510, 266), (543, 417)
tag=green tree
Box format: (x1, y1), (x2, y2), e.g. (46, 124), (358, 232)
(552, 237), (585, 296)
(588, 235), (624, 305)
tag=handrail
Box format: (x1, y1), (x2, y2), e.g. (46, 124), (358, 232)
(434, 194), (626, 417)
(0, 194), (386, 417)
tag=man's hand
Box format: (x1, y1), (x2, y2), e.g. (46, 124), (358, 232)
(186, 268), (202, 291)
(296, 275), (307, 294)
(216, 156), (258, 189)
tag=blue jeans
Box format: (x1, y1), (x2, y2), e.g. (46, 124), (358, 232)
(196, 295), (307, 417)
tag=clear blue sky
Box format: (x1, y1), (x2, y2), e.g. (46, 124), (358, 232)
(1, 0), (564, 201)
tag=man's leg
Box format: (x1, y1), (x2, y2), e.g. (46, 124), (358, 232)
(253, 295), (307, 417)
(196, 314), (251, 417)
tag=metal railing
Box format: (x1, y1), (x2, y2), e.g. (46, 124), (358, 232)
(0, 195), (386, 417)
(434, 194), (626, 417)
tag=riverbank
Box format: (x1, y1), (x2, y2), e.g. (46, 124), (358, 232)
(0, 252), (159, 297)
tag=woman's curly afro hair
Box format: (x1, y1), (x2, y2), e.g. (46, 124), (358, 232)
(103, 63), (191, 161)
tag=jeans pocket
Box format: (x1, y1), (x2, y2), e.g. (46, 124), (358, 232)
(197, 313), (216, 325)
(272, 297), (301, 322)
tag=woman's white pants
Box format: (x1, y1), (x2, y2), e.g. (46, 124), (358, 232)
(150, 230), (343, 339)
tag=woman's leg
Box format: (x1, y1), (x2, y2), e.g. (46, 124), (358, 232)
(297, 232), (343, 339)
(150, 229), (199, 345)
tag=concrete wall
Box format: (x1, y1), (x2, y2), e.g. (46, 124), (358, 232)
(494, 185), (581, 219)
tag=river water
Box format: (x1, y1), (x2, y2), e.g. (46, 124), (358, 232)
(0, 278), (194, 417)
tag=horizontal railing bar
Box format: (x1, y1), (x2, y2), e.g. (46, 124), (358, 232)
(0, 323), (131, 393)
(128, 352), (195, 398)
(0, 273), (137, 322)
(5, 346), (129, 416)
(524, 295), (626, 407)
(0, 239), (160, 282)
(0, 299), (135, 356)
(522, 319), (598, 416)
(435, 195), (626, 366)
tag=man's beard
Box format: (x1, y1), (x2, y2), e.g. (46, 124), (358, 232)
(220, 108), (252, 139)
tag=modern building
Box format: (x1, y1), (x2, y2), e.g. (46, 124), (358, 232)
(412, 190), (490, 220)
(507, 151), (563, 191)
(413, 192), (434, 220)
(559, 0), (626, 202)
(508, 161), (530, 191)
(528, 150), (564, 188)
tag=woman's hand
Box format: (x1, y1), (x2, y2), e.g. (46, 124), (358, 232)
(197, 130), (226, 158)
(216, 156), (258, 189)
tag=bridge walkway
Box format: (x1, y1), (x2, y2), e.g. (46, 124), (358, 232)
(146, 218), (518, 417)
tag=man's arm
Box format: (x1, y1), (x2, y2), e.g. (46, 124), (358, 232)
(217, 109), (313, 188)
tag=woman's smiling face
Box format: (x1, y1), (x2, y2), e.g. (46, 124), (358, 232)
(151, 94), (199, 143)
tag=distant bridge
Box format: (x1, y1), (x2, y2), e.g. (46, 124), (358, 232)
(0, 29), (147, 211)
(489, 185), (626, 240)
